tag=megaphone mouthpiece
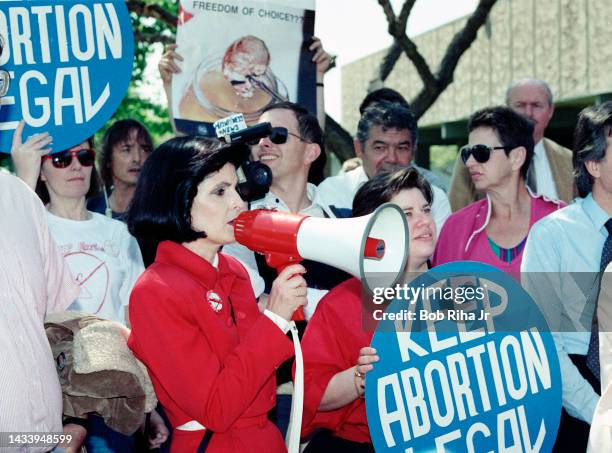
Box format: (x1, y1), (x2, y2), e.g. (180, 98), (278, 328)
(234, 209), (307, 260)
(364, 237), (385, 260)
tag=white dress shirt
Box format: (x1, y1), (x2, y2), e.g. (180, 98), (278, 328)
(315, 166), (451, 233)
(223, 183), (329, 319)
(522, 194), (609, 423)
(531, 139), (559, 201)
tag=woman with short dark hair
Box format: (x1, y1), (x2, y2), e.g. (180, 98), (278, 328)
(126, 136), (307, 453)
(300, 167), (437, 452)
(434, 106), (564, 276)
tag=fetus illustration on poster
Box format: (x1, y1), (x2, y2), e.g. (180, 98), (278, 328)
(173, 0), (316, 136)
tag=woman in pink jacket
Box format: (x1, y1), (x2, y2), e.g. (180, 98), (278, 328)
(433, 106), (564, 277)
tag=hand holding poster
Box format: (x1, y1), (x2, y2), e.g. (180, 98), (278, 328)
(0, 0), (134, 153)
(365, 262), (562, 453)
(173, 0), (316, 136)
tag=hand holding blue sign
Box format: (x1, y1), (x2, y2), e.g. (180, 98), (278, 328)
(355, 346), (380, 397)
(365, 262), (562, 453)
(0, 0), (134, 153)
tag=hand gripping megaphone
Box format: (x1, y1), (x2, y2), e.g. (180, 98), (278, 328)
(233, 203), (409, 320)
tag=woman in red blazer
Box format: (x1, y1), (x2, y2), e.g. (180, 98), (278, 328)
(126, 137), (307, 452)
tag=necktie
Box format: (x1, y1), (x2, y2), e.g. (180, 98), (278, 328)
(586, 218), (612, 380)
(526, 159), (538, 194)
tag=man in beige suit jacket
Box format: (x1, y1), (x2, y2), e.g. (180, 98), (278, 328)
(449, 78), (575, 210)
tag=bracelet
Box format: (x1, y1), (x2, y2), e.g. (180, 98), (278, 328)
(316, 82), (324, 87)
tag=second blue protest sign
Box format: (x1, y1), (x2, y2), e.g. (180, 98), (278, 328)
(365, 261), (562, 453)
(0, 0), (134, 153)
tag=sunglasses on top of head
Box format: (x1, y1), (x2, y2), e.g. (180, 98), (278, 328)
(42, 148), (96, 169)
(460, 144), (514, 164)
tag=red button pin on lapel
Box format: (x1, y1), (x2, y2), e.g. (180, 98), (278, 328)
(207, 290), (223, 312)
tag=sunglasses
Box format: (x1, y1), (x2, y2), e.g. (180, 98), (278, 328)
(460, 144), (513, 164)
(42, 149), (96, 169)
(267, 127), (310, 145)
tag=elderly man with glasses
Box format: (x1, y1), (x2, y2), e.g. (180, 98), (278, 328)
(432, 106), (564, 277)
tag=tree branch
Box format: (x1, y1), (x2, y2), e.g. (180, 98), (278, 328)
(396, 34), (438, 92)
(397, 0), (416, 30)
(375, 0), (498, 119)
(378, 41), (403, 82)
(126, 0), (177, 28)
(133, 31), (175, 45)
(325, 114), (355, 162)
(410, 0), (497, 118)
(377, 0), (397, 35)
(377, 0), (437, 92)
(437, 0), (496, 87)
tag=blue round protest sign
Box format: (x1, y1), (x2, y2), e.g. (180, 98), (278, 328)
(0, 0), (134, 153)
(365, 261), (562, 453)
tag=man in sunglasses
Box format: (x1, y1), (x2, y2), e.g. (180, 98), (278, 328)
(225, 101), (349, 311)
(315, 102), (452, 232)
(448, 78), (574, 211)
(0, 38), (85, 451)
(222, 101), (349, 437)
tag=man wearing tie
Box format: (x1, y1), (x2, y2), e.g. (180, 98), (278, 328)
(449, 78), (575, 210)
(522, 102), (612, 450)
(588, 262), (612, 451)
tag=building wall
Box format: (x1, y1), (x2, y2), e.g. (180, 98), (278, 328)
(341, 0), (612, 134)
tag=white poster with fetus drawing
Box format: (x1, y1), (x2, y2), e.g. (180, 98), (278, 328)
(173, 0), (316, 136)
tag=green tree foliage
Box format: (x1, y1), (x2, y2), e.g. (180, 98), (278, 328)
(99, 0), (178, 145)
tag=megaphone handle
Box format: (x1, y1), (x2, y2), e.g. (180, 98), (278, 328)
(266, 254), (306, 322)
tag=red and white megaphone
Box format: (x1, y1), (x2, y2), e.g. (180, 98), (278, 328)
(233, 203), (409, 320)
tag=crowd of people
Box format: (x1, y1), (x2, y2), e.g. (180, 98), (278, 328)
(2, 31), (612, 453)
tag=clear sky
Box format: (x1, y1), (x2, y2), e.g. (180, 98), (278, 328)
(314, 0), (477, 121)
(141, 0), (477, 122)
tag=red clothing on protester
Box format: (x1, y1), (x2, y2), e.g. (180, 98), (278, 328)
(300, 278), (373, 443)
(128, 241), (293, 453)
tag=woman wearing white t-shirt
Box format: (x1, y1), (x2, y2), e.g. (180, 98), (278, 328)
(12, 121), (168, 451)
(13, 123), (143, 325)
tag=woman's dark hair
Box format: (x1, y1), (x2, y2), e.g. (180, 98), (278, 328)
(127, 136), (249, 244)
(100, 119), (154, 188)
(359, 87), (410, 114)
(36, 137), (101, 204)
(573, 102), (612, 197)
(468, 106), (535, 179)
(352, 167), (433, 217)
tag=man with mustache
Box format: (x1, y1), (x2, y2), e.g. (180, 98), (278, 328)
(315, 102), (451, 232)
